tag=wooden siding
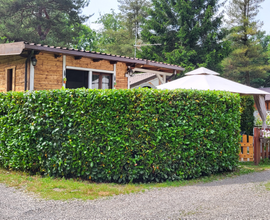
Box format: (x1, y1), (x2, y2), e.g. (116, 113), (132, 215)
(66, 56), (114, 71)
(34, 52), (63, 90)
(115, 62), (128, 89)
(0, 55), (26, 92)
(66, 55), (128, 89)
(0, 52), (129, 91)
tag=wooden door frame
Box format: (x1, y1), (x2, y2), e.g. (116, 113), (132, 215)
(5, 66), (16, 92)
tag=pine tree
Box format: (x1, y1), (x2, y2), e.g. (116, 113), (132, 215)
(139, 0), (230, 72)
(0, 0), (90, 46)
(117, 0), (151, 38)
(222, 0), (270, 86)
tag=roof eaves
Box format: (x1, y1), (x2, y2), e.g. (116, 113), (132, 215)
(22, 42), (185, 71)
(24, 43), (146, 65)
(146, 60), (185, 71)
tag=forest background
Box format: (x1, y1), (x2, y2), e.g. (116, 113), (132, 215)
(0, 0), (270, 87)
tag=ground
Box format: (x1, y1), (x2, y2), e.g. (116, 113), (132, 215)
(1, 164), (270, 219)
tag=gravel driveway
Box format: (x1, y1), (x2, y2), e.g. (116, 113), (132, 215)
(1, 170), (270, 220)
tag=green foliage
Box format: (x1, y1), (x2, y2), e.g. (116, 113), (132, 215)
(222, 0), (270, 86)
(0, 0), (90, 46)
(117, 0), (151, 38)
(95, 10), (134, 57)
(94, 0), (151, 57)
(0, 89), (241, 183)
(72, 24), (100, 52)
(240, 96), (254, 135)
(0, 36), (14, 44)
(139, 0), (230, 72)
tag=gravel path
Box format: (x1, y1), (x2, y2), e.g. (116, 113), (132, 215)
(1, 171), (270, 220)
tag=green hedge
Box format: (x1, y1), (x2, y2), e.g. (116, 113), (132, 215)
(0, 89), (241, 183)
(240, 96), (255, 136)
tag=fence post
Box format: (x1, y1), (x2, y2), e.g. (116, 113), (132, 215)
(253, 127), (260, 165)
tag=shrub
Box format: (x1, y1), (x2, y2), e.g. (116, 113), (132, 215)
(240, 96), (254, 135)
(0, 88), (241, 183)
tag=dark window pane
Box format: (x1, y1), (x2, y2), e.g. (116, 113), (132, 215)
(66, 70), (88, 89)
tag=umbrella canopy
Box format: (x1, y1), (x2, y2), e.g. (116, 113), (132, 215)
(157, 67), (269, 95)
(157, 67), (270, 128)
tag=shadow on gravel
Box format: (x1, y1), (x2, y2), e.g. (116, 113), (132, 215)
(197, 170), (270, 187)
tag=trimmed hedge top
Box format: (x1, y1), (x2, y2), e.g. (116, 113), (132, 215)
(0, 88), (241, 183)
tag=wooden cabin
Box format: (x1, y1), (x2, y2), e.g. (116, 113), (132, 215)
(0, 42), (184, 92)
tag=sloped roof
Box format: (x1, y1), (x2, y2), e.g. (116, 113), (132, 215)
(0, 42), (185, 72)
(158, 67), (270, 95)
(130, 72), (156, 85)
(185, 67), (220, 76)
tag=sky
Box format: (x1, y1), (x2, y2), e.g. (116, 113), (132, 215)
(82, 0), (270, 34)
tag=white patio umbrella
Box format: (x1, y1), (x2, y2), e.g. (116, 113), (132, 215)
(157, 67), (270, 128)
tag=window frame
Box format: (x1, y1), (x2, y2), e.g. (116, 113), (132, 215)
(92, 72), (113, 89)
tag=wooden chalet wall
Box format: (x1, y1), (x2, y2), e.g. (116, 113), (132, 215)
(115, 62), (128, 89)
(0, 55), (26, 92)
(0, 52), (128, 92)
(34, 52), (128, 91)
(34, 52), (63, 90)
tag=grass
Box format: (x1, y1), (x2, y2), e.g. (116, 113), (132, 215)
(0, 162), (269, 201)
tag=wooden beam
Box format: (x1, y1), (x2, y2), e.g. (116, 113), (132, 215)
(133, 68), (173, 76)
(156, 73), (165, 84)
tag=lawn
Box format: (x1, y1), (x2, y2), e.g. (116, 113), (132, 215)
(0, 162), (269, 201)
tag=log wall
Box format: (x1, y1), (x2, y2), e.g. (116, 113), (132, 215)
(33, 52), (128, 90)
(0, 52), (128, 91)
(0, 55), (26, 92)
(34, 52), (63, 90)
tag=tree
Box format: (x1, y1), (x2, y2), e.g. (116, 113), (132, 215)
(117, 0), (151, 38)
(95, 10), (135, 57)
(0, 0), (90, 46)
(72, 24), (100, 52)
(222, 0), (270, 86)
(248, 32), (270, 87)
(139, 0), (230, 72)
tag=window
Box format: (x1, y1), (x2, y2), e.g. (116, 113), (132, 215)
(66, 69), (88, 89)
(92, 72), (112, 89)
(5, 67), (16, 92)
(65, 69), (113, 89)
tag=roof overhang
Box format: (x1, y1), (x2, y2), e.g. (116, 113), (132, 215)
(0, 42), (25, 56)
(0, 42), (185, 73)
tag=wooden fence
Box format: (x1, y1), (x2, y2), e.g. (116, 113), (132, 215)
(237, 130), (270, 164)
(239, 135), (254, 162)
(254, 127), (270, 165)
